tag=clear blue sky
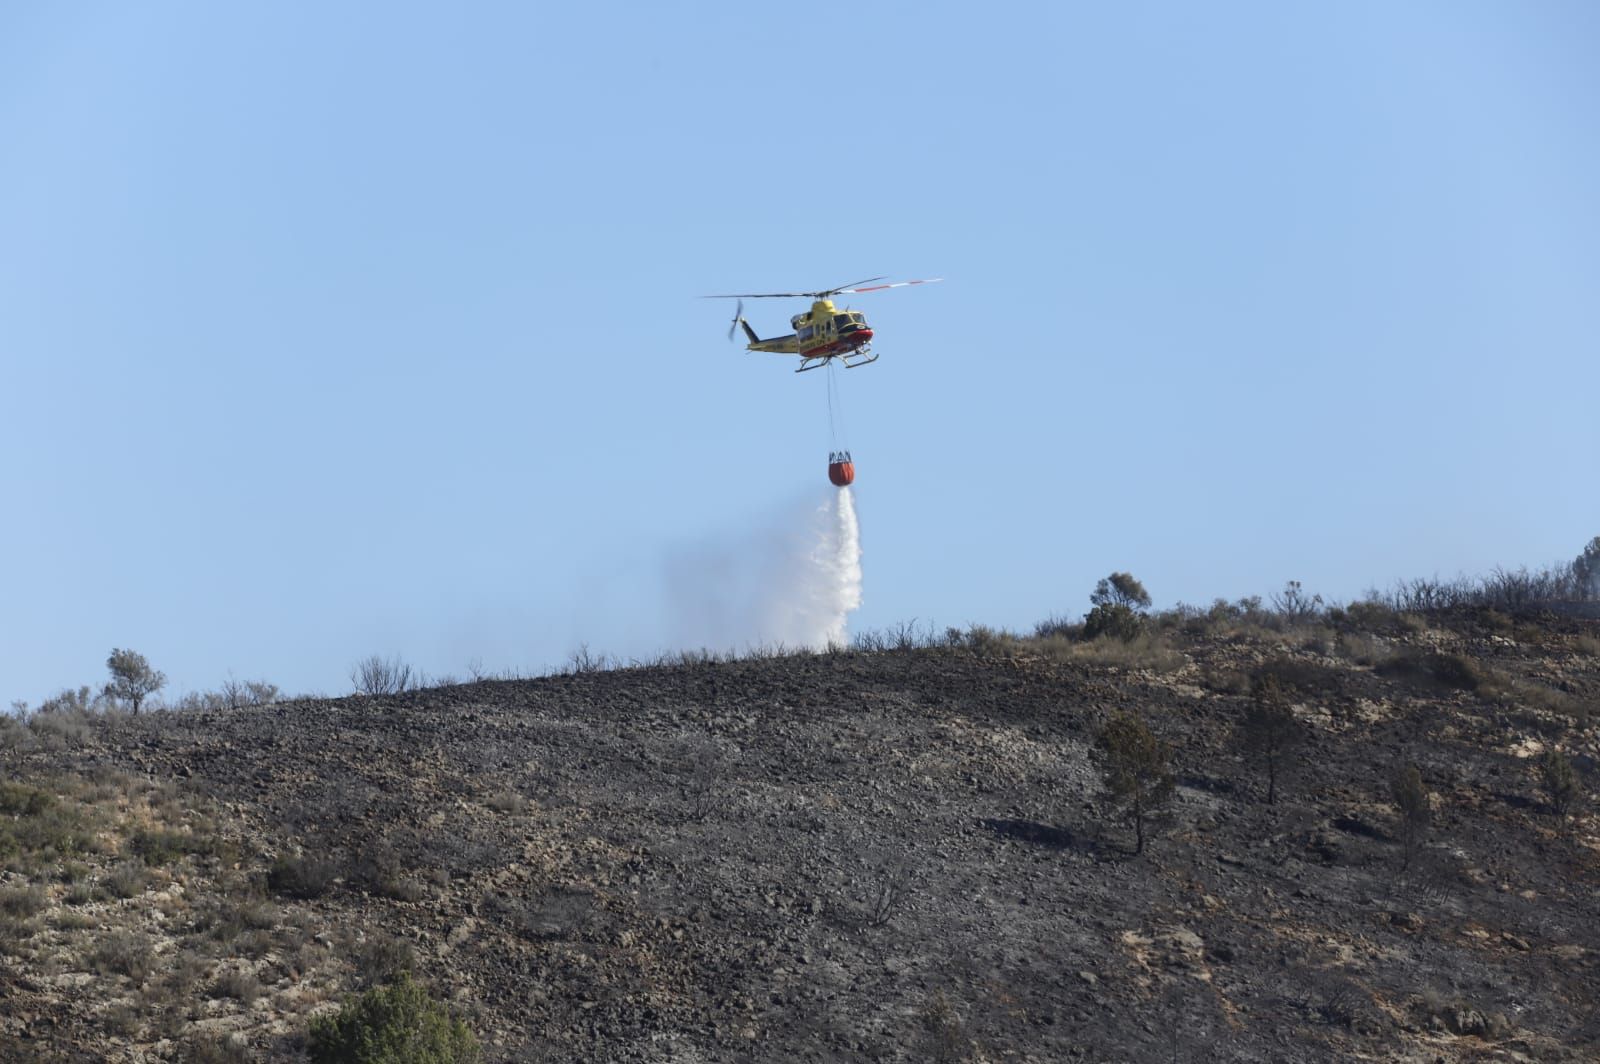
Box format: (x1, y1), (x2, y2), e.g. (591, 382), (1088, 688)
(4, 2), (1597, 703)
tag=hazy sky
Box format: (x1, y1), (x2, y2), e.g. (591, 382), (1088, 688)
(4, 2), (1597, 702)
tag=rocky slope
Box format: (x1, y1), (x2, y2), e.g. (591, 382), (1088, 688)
(1, 607), (1597, 1061)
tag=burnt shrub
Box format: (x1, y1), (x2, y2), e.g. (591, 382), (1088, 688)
(1539, 750), (1580, 818)
(1252, 657), (1345, 697)
(1389, 764), (1431, 872)
(1376, 650), (1486, 692)
(268, 854), (338, 900)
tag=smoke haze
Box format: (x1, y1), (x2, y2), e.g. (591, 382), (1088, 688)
(661, 487), (863, 652)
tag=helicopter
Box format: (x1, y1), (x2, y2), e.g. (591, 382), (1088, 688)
(706, 277), (942, 372)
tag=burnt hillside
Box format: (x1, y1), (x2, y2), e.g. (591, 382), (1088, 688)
(2, 607), (1598, 1061)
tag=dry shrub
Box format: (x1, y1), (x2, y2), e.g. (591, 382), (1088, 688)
(212, 967), (262, 1003)
(1333, 631), (1393, 667)
(92, 930), (153, 981)
(1200, 665), (1251, 696)
(181, 1033), (253, 1063)
(103, 862), (148, 900)
(1339, 601), (1403, 633)
(102, 1002), (142, 1037)
(484, 790), (529, 815)
(920, 988), (970, 1063)
(1252, 657), (1344, 696)
(1414, 989), (1514, 1038)
(0, 885), (48, 918)
(353, 932), (416, 988)
(26, 710), (92, 747)
(962, 625), (1022, 657)
(130, 826), (212, 867)
(0, 915), (37, 955)
(1376, 650), (1486, 692)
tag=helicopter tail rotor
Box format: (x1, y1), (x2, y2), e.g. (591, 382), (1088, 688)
(726, 299), (744, 342)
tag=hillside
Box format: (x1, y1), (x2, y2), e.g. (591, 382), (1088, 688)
(2, 606), (1597, 1061)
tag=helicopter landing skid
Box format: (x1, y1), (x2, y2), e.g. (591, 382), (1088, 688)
(842, 347), (877, 369)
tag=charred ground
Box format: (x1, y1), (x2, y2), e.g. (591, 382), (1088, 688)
(2, 605), (1598, 1061)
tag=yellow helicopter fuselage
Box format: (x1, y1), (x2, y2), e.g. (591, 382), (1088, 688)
(740, 298), (875, 364)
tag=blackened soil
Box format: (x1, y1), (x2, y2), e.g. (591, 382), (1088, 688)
(7, 616), (1600, 1061)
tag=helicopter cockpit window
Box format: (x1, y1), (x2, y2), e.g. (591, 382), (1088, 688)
(834, 315), (851, 328)
(850, 313), (865, 323)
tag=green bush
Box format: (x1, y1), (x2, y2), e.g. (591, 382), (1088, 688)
(1083, 602), (1143, 642)
(309, 973), (481, 1063)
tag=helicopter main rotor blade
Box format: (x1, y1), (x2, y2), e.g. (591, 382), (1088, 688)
(704, 277), (943, 299)
(818, 276), (887, 296)
(833, 277), (945, 295)
(703, 291), (814, 300)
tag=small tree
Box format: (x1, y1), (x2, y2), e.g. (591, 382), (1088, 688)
(104, 649), (166, 714)
(1097, 711), (1175, 855)
(1091, 572), (1152, 610)
(1270, 580), (1324, 624)
(1389, 763), (1431, 871)
(309, 972), (481, 1063)
(1085, 572), (1151, 642)
(1574, 536), (1600, 600)
(351, 655), (414, 696)
(1539, 749), (1580, 818)
(1238, 675), (1305, 805)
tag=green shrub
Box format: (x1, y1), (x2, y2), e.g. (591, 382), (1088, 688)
(130, 827), (206, 866)
(1083, 602), (1143, 642)
(309, 972), (481, 1063)
(0, 783), (53, 817)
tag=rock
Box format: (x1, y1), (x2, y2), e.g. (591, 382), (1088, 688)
(1445, 1008), (1489, 1036)
(1388, 911), (1423, 933)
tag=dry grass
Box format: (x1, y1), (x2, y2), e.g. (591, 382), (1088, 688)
(1033, 633), (1188, 673)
